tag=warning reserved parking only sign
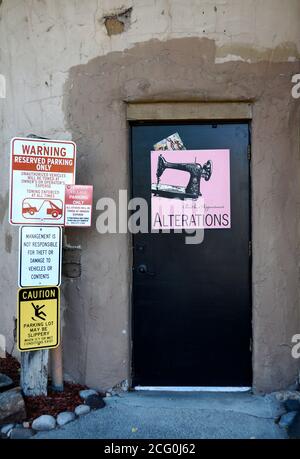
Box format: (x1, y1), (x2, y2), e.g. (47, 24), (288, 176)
(9, 137), (76, 225)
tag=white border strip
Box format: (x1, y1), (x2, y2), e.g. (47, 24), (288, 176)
(134, 386), (251, 392)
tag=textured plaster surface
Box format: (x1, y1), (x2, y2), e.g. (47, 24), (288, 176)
(63, 37), (300, 392)
(0, 1), (300, 391)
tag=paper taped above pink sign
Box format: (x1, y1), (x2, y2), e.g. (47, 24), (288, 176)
(65, 185), (93, 227)
(151, 149), (231, 230)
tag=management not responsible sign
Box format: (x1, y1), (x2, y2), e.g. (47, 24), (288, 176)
(19, 226), (62, 288)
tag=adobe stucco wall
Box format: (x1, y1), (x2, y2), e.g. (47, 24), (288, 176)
(0, 0), (300, 392)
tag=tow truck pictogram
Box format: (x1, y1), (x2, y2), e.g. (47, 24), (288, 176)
(22, 198), (63, 220)
(46, 200), (62, 218)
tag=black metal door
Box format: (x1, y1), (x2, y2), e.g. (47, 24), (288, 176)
(131, 122), (252, 387)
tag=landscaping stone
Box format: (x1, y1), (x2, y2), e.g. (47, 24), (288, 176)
(0, 373), (13, 392)
(75, 404), (90, 416)
(79, 389), (98, 400)
(0, 388), (26, 425)
(279, 411), (298, 428)
(57, 411), (76, 426)
(0, 423), (14, 438)
(85, 394), (105, 410)
(32, 415), (56, 431)
(10, 427), (35, 439)
(109, 390), (119, 397)
(288, 412), (300, 439)
(275, 391), (300, 402)
(284, 399), (300, 412)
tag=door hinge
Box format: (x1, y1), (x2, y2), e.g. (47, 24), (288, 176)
(248, 240), (252, 257)
(247, 145), (251, 160)
(249, 338), (253, 352)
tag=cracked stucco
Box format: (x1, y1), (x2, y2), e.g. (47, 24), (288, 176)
(0, 0), (299, 138)
(0, 0), (300, 392)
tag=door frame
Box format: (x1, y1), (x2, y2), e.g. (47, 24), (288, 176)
(128, 102), (253, 390)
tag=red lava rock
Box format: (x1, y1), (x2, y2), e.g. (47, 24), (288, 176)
(0, 353), (87, 422)
(25, 382), (87, 422)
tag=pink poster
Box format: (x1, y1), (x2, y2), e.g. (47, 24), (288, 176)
(64, 184), (93, 227)
(151, 150), (231, 230)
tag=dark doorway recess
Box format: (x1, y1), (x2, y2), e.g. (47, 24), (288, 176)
(131, 121), (252, 387)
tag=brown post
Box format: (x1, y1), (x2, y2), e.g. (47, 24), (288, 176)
(50, 343), (63, 392)
(50, 229), (65, 392)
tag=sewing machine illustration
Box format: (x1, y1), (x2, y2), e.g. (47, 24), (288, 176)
(151, 154), (213, 200)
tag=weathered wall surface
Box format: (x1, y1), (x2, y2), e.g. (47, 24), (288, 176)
(0, 0), (300, 392)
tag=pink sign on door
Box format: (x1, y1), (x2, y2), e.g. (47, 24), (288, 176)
(151, 150), (231, 230)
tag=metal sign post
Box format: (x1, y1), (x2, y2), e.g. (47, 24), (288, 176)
(10, 135), (91, 396)
(10, 135), (76, 397)
(18, 286), (60, 396)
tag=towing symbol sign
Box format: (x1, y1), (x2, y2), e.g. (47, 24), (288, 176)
(18, 286), (60, 351)
(9, 137), (76, 225)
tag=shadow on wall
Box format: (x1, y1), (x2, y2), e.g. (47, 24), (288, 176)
(61, 36), (300, 392)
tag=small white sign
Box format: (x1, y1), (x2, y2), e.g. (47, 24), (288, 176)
(19, 226), (62, 288)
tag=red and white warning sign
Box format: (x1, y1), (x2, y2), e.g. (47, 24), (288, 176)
(9, 137), (76, 225)
(65, 185), (93, 227)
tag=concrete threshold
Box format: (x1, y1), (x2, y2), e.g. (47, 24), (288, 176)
(34, 391), (288, 439)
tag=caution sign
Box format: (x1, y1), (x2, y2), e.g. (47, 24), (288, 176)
(18, 286), (60, 351)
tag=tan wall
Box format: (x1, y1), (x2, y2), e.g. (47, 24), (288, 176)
(0, 0), (300, 392)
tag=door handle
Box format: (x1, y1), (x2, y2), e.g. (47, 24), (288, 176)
(137, 264), (155, 277)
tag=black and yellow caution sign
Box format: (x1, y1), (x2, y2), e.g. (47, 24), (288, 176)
(18, 286), (60, 351)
